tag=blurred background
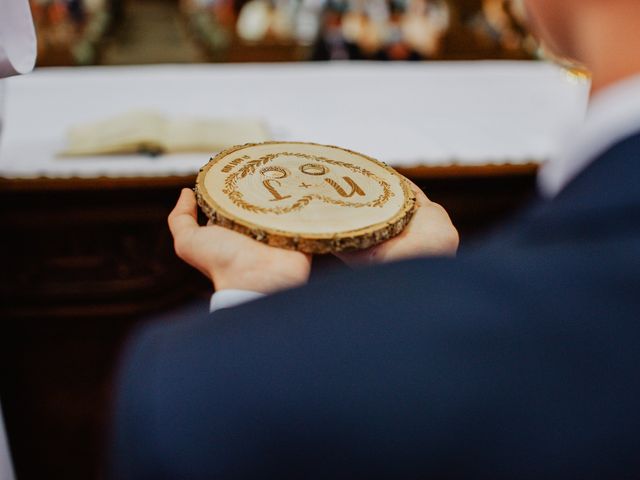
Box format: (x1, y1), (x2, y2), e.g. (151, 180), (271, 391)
(2, 2), (590, 480)
(32, 0), (536, 66)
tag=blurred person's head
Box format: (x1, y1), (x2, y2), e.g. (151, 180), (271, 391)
(521, 0), (576, 58)
(523, 0), (640, 91)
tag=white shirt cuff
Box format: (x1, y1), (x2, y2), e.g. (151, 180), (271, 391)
(209, 289), (266, 313)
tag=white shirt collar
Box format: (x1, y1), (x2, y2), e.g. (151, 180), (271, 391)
(538, 73), (640, 197)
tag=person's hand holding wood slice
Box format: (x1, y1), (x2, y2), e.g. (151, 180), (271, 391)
(336, 179), (459, 267)
(169, 188), (312, 293)
(168, 184), (458, 294)
(170, 143), (457, 293)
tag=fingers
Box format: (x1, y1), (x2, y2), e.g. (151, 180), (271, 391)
(403, 178), (450, 228)
(403, 177), (431, 203)
(414, 201), (460, 256)
(168, 189), (200, 254)
(338, 179), (459, 266)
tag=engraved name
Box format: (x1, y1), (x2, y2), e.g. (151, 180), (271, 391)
(260, 164), (366, 201)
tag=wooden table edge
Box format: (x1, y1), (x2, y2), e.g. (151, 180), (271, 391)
(0, 163), (540, 191)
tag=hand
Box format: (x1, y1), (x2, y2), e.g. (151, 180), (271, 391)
(337, 179), (459, 267)
(168, 189), (312, 293)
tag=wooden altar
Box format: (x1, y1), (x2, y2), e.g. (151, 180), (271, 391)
(0, 165), (537, 479)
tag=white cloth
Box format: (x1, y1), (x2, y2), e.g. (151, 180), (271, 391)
(0, 0), (36, 78)
(539, 73), (640, 197)
(0, 62), (590, 178)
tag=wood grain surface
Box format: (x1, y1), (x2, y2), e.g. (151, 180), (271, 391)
(196, 142), (417, 253)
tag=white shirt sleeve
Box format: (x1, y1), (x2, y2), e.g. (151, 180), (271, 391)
(0, 0), (36, 78)
(0, 401), (14, 480)
(210, 289), (266, 313)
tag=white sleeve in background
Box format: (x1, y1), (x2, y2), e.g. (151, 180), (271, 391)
(210, 289), (266, 313)
(0, 0), (36, 78)
(0, 4), (36, 477)
(0, 401), (14, 480)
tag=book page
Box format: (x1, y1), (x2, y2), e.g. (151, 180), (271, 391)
(62, 110), (166, 156)
(163, 118), (269, 153)
(61, 111), (270, 156)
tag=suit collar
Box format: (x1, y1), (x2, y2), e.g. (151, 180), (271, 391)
(538, 73), (640, 198)
(491, 132), (640, 248)
(520, 132), (640, 238)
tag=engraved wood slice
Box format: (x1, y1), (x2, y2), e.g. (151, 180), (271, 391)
(195, 142), (417, 254)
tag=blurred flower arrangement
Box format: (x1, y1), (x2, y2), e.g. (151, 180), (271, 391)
(181, 0), (535, 61)
(30, 0), (535, 65)
(318, 0), (451, 60)
(179, 0), (324, 61)
(29, 0), (113, 65)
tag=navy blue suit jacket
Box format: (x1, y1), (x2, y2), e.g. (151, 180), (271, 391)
(110, 133), (640, 479)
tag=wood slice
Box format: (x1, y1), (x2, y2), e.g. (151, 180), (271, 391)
(195, 142), (416, 254)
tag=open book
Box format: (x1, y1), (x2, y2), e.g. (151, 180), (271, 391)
(60, 110), (270, 156)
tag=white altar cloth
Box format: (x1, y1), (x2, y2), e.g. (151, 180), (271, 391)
(0, 61), (590, 179)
